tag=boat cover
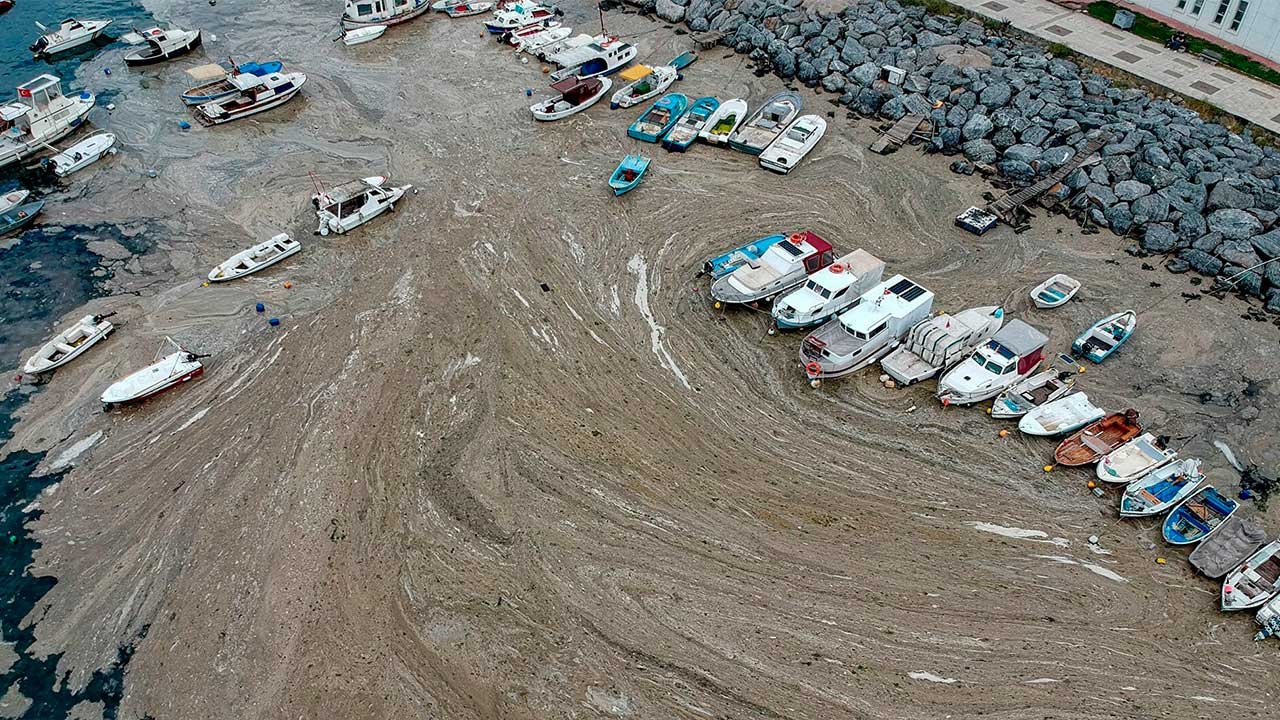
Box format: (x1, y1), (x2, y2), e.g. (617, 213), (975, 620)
(991, 319), (1047, 356)
(1189, 515), (1267, 578)
(186, 63), (227, 82)
(619, 65), (652, 81)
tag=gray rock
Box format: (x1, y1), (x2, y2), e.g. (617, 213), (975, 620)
(821, 18), (842, 40)
(1021, 126), (1050, 146)
(1003, 143), (1042, 164)
(1104, 203), (1135, 234)
(656, 0), (687, 22)
(1221, 267), (1264, 297)
(998, 159), (1036, 184)
(1179, 248), (1225, 275)
(1192, 232), (1224, 253)
(991, 127), (1018, 149)
(1178, 212), (1207, 244)
(1206, 209), (1263, 240)
(1141, 224), (1179, 253)
(938, 126), (962, 151)
(1162, 180), (1208, 214)
(689, 16), (710, 31)
(1218, 240), (1262, 268)
(796, 61), (819, 84)
(1207, 181), (1256, 211)
(1102, 155), (1133, 182)
(1143, 144), (1172, 168)
(1266, 288), (1280, 314)
(850, 61), (878, 87)
(880, 95), (907, 120)
(979, 82), (1012, 108)
(1251, 228), (1280, 258)
(821, 73), (846, 92)
(1084, 183), (1118, 208)
(1131, 193), (1171, 223)
(1053, 118), (1080, 135)
(853, 87), (885, 115)
(840, 37), (868, 65)
(916, 30), (950, 47)
(963, 139), (998, 164)
(1041, 145), (1075, 169)
(1114, 180), (1151, 202)
(1047, 58), (1079, 79)
(962, 113), (993, 140)
(1064, 167), (1089, 190)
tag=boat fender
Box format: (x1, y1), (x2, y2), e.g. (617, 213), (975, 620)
(830, 263), (845, 274)
(255, 302), (265, 313)
(104, 68), (112, 75)
(526, 88), (533, 96)
(269, 317), (280, 326)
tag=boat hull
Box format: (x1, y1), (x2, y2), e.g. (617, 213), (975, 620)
(197, 80), (306, 126)
(0, 96), (95, 170)
(343, 0), (432, 28)
(124, 32), (203, 67)
(23, 319), (114, 374)
(102, 362), (204, 406)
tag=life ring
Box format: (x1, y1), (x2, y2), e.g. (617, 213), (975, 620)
(804, 361), (821, 376)
(788, 232), (804, 243)
(830, 263), (846, 274)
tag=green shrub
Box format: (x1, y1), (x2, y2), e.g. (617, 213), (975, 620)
(1047, 43), (1072, 58)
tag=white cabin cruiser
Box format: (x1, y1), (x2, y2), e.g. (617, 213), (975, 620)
(485, 2), (559, 33)
(770, 249), (883, 330)
(880, 306), (1004, 386)
(549, 36), (636, 81)
(31, 19), (113, 58)
(800, 275), (934, 384)
(101, 344), (206, 407)
(759, 114), (826, 174)
(48, 130), (116, 177)
(313, 176), (411, 236)
(209, 234), (300, 282)
(710, 231), (834, 306)
(23, 313), (115, 375)
(535, 32), (593, 60)
(936, 319), (1048, 406)
(343, 0), (432, 29)
(194, 72), (306, 126)
(1097, 433), (1176, 484)
(0, 75), (95, 170)
(121, 27), (202, 66)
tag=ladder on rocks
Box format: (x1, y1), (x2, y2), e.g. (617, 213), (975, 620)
(986, 134), (1109, 222)
(869, 113), (928, 155)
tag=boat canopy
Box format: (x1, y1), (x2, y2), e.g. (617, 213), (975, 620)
(186, 63), (228, 81)
(990, 319), (1048, 356)
(812, 249), (883, 293)
(0, 103), (29, 122)
(619, 65), (652, 81)
(323, 179), (376, 204)
(788, 230), (831, 255)
(229, 73), (267, 91)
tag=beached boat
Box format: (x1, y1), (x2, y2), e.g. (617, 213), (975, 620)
(662, 96), (718, 152)
(1190, 516), (1267, 579)
(936, 320), (1048, 406)
(1097, 432), (1176, 484)
(431, 0), (454, 9)
(1053, 409), (1142, 467)
(700, 98), (747, 146)
(881, 306), (1004, 386)
(1072, 310), (1136, 364)
(0, 199), (43, 237)
(181, 61), (284, 105)
(711, 231), (834, 306)
(343, 0), (431, 29)
(208, 233), (300, 282)
(22, 313), (115, 375)
(530, 76), (610, 121)
(121, 27), (202, 66)
(1258, 595), (1280, 641)
(727, 91), (802, 155)
(771, 250), (884, 330)
(801, 275), (934, 384)
(608, 154), (649, 196)
(1222, 540), (1280, 611)
(313, 176), (411, 236)
(759, 114), (826, 174)
(509, 26), (570, 53)
(486, 2), (559, 33)
(343, 25), (387, 45)
(0, 75), (95, 170)
(30, 18), (112, 58)
(101, 344), (206, 407)
(627, 93), (688, 143)
(502, 22), (562, 47)
(534, 32), (592, 60)
(990, 369), (1076, 419)
(194, 71), (306, 126)
(1017, 392), (1105, 437)
(610, 65), (678, 110)
(1163, 486), (1238, 546)
(702, 233), (786, 280)
(445, 1), (494, 16)
(1031, 273), (1081, 309)
(47, 131), (116, 177)
(0, 189), (30, 215)
(549, 36), (636, 81)
(1119, 458), (1204, 518)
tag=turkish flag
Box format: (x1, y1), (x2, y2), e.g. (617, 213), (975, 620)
(17, 88), (30, 98)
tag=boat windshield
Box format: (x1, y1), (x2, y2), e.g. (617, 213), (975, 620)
(803, 279), (830, 298)
(785, 125), (813, 143)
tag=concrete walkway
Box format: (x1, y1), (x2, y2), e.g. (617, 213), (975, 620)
(946, 0), (1280, 136)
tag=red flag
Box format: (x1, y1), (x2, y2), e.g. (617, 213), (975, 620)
(17, 88), (30, 98)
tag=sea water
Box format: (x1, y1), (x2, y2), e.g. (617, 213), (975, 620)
(0, 0), (152, 92)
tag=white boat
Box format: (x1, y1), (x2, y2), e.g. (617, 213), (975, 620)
(48, 130), (116, 177)
(759, 114), (826, 174)
(343, 0), (432, 28)
(699, 97), (747, 145)
(30, 18), (113, 58)
(609, 65), (678, 110)
(1119, 459), (1204, 518)
(0, 75), (95, 170)
(121, 27), (202, 66)
(208, 233), (300, 282)
(101, 344), (206, 407)
(195, 72), (306, 126)
(0, 189), (30, 215)
(880, 306), (1004, 386)
(529, 76), (610, 121)
(343, 25), (387, 45)
(1223, 539), (1280, 612)
(1097, 432), (1175, 484)
(22, 313), (115, 375)
(1017, 392), (1105, 437)
(549, 36), (636, 81)
(710, 231), (835, 306)
(1257, 593), (1280, 641)
(511, 26), (571, 53)
(535, 32), (593, 60)
(728, 91), (802, 155)
(990, 369), (1075, 419)
(936, 319), (1048, 406)
(800, 275), (934, 384)
(770, 249), (884, 330)
(486, 2), (559, 33)
(431, 0), (454, 10)
(1031, 273), (1081, 309)
(312, 176), (411, 236)
(445, 1), (494, 17)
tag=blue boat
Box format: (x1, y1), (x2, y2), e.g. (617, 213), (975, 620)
(0, 200), (44, 237)
(661, 96), (719, 152)
(701, 233), (787, 279)
(627, 93), (689, 143)
(1163, 485), (1238, 545)
(181, 61), (285, 105)
(608, 154), (650, 196)
(1071, 309), (1136, 363)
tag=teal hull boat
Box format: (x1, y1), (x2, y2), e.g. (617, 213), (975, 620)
(0, 200), (43, 237)
(608, 154), (650, 196)
(662, 95), (719, 152)
(1072, 310), (1136, 363)
(627, 93), (689, 143)
(701, 233), (786, 279)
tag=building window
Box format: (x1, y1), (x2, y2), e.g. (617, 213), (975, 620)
(1191, 0), (1205, 15)
(1230, 0), (1249, 30)
(1212, 0), (1231, 24)
(1176, 0), (1188, 8)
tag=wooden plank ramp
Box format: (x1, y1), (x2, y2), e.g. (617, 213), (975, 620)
(869, 113), (927, 155)
(987, 134), (1109, 222)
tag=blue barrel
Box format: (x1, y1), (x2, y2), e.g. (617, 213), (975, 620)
(255, 302), (265, 313)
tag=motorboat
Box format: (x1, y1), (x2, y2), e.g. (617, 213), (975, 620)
(549, 36), (635, 81)
(101, 344), (207, 407)
(936, 319), (1048, 406)
(121, 27), (202, 67)
(702, 233), (786, 279)
(608, 154), (649, 196)
(208, 234), (300, 282)
(990, 368), (1075, 419)
(530, 76), (610, 121)
(627, 93), (688, 143)
(728, 91), (802, 155)
(181, 61), (284, 105)
(0, 199), (43, 237)
(1119, 459), (1204, 518)
(1072, 310), (1136, 363)
(759, 114), (826, 174)
(343, 26), (387, 45)
(662, 96), (719, 152)
(47, 130), (116, 177)
(343, 0), (432, 28)
(509, 26), (571, 54)
(771, 249), (884, 330)
(1190, 516), (1268, 580)
(1031, 273), (1081, 309)
(710, 231), (834, 306)
(0, 2), (16, 15)
(1222, 540), (1280, 611)
(0, 75), (95, 170)
(194, 72), (306, 126)
(1097, 432), (1175, 484)
(800, 275), (934, 384)
(1053, 410), (1142, 467)
(445, 1), (494, 16)
(535, 32), (593, 61)
(700, 97), (747, 146)
(0, 189), (30, 215)
(881, 306), (1004, 386)
(486, 2), (559, 33)
(312, 176), (412, 236)
(30, 18), (112, 58)
(22, 313), (115, 375)
(1258, 595), (1280, 641)
(611, 65), (678, 110)
(502, 22), (563, 48)
(1162, 486), (1238, 546)
(1017, 392), (1105, 437)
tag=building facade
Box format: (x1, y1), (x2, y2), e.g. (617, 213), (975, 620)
(1124, 0), (1280, 62)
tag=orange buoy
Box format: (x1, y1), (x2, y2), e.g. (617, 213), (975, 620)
(283, 281), (293, 289)
(805, 361), (821, 377)
(1043, 465), (1054, 473)
(541, 66), (550, 74)
(998, 429), (1009, 438)
(830, 263), (846, 274)
(1087, 480), (1097, 489)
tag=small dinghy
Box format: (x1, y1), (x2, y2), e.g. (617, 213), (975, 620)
(195, 71), (307, 125)
(1097, 432), (1176, 484)
(30, 18), (113, 58)
(313, 176), (411, 236)
(0, 199), (43, 237)
(1017, 392), (1105, 437)
(343, 25), (387, 45)
(445, 1), (494, 17)
(101, 342), (207, 408)
(182, 61), (284, 105)
(208, 233), (300, 282)
(0, 189), (30, 215)
(610, 65), (678, 110)
(771, 249), (884, 330)
(1222, 539), (1280, 611)
(990, 368), (1075, 419)
(1031, 273), (1081, 309)
(1119, 458), (1204, 518)
(711, 231), (834, 306)
(530, 76), (610, 121)
(1162, 485), (1238, 546)
(627, 93), (689, 143)
(121, 27), (202, 66)
(608, 154), (649, 196)
(23, 313), (115, 375)
(1072, 310), (1136, 364)
(662, 96), (718, 152)
(728, 91), (802, 155)
(759, 114), (826, 174)
(344, 0), (431, 28)
(1053, 409), (1142, 467)
(47, 131), (116, 177)
(699, 97), (748, 146)
(702, 233), (786, 279)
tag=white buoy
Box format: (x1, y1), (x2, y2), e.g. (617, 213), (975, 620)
(809, 379), (821, 389)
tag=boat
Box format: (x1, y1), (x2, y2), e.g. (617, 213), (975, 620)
(486, 2), (559, 33)
(1031, 273), (1081, 309)
(700, 97), (748, 146)
(710, 231), (834, 306)
(101, 343), (206, 407)
(208, 233), (300, 282)
(610, 65), (678, 110)
(1072, 310), (1135, 364)
(0, 199), (44, 237)
(771, 249), (884, 330)
(30, 18), (112, 58)
(1190, 516), (1267, 579)
(47, 130), (116, 177)
(535, 32), (593, 60)
(702, 233), (786, 280)
(312, 176), (412, 236)
(759, 114), (826, 174)
(343, 25), (387, 45)
(0, 189), (30, 215)
(1017, 392), (1105, 437)
(1097, 432), (1176, 484)
(662, 96), (719, 152)
(445, 1), (494, 17)
(1258, 595), (1280, 641)
(1053, 409), (1142, 467)
(530, 76), (610, 121)
(1162, 486), (1239, 546)
(627, 93), (689, 143)
(431, 0), (454, 9)
(727, 91), (802, 155)
(0, 75), (95, 170)
(502, 22), (562, 48)
(1222, 540), (1280, 611)
(990, 369), (1076, 419)
(194, 71), (306, 126)
(881, 306), (1005, 386)
(800, 275), (934, 384)
(936, 319), (1048, 406)
(1119, 458), (1204, 518)
(548, 36), (636, 81)
(608, 154), (649, 196)
(181, 61), (285, 105)
(121, 27), (202, 66)
(22, 313), (115, 375)
(0, 2), (15, 15)
(509, 26), (571, 54)
(343, 0), (432, 29)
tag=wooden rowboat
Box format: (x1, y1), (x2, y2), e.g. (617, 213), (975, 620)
(1053, 409), (1141, 467)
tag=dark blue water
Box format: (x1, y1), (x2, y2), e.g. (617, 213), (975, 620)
(0, 0), (150, 93)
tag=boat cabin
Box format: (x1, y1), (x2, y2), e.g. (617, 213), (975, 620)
(757, 231), (832, 276)
(837, 276), (933, 343)
(550, 77), (598, 106)
(773, 249), (884, 324)
(970, 319), (1047, 378)
(783, 118), (820, 145)
(756, 99), (794, 129)
(1, 75), (78, 140)
(345, 0), (426, 23)
(552, 36), (634, 79)
(316, 178), (380, 220)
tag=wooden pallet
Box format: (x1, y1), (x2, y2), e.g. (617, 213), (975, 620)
(869, 113), (927, 155)
(986, 134), (1109, 222)
(690, 30), (727, 50)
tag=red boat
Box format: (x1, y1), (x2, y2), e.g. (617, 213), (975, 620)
(0, 1), (15, 14)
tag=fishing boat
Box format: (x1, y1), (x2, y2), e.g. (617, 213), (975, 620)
(530, 76), (610, 121)
(1190, 516), (1267, 579)
(0, 199), (43, 237)
(445, 1), (494, 16)
(727, 91), (802, 155)
(509, 26), (570, 53)
(936, 320), (1048, 406)
(312, 176), (412, 236)
(534, 32), (593, 60)
(0, 189), (30, 215)
(30, 18), (113, 58)
(702, 233), (786, 280)
(343, 0), (432, 29)
(1053, 409), (1142, 467)
(22, 313), (115, 375)
(1030, 273), (1081, 309)
(121, 27), (202, 66)
(881, 306), (1005, 386)
(1222, 540), (1280, 611)
(627, 93), (688, 143)
(1097, 432), (1176, 484)
(208, 234), (300, 282)
(608, 154), (649, 196)
(1017, 393), (1105, 437)
(1258, 595), (1280, 641)
(662, 96), (719, 152)
(549, 36), (635, 81)
(759, 114), (826, 174)
(710, 231), (834, 306)
(181, 61), (284, 105)
(431, 0), (454, 9)
(700, 97), (747, 146)
(1072, 310), (1135, 363)
(1119, 458), (1204, 518)
(610, 65), (678, 110)
(771, 250), (884, 330)
(0, 75), (95, 170)
(486, 2), (558, 33)
(343, 25), (387, 45)
(1162, 486), (1238, 546)
(194, 71), (306, 126)
(47, 131), (116, 177)
(801, 275), (934, 384)
(990, 369), (1076, 419)
(101, 342), (207, 407)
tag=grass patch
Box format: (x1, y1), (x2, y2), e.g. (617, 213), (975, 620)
(1047, 42), (1072, 58)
